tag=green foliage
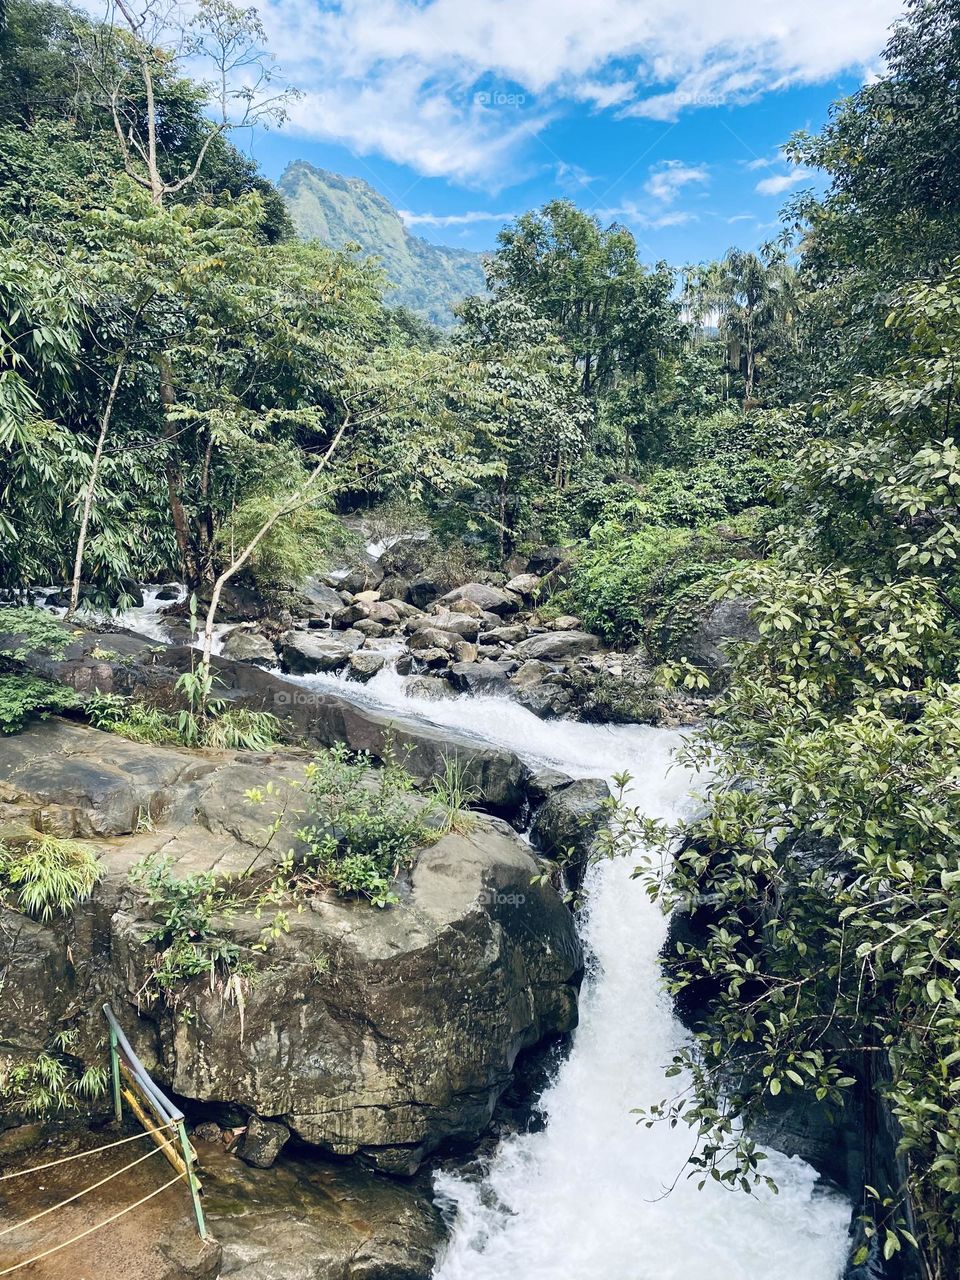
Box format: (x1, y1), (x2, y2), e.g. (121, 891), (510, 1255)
(1, 1031), (108, 1120)
(295, 744), (432, 907)
(87, 689), (280, 751)
(130, 853), (247, 1009)
(570, 519), (756, 652)
(0, 673), (79, 734)
(0, 835), (102, 919)
(0, 607), (73, 659)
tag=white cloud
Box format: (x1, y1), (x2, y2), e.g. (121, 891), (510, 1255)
(645, 159), (709, 203)
(153, 0), (906, 185)
(755, 166), (815, 195)
(594, 199), (699, 230)
(400, 208), (516, 227)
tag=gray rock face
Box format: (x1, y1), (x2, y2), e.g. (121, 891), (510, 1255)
(531, 777), (612, 868)
(281, 629), (364, 673)
(449, 660), (514, 694)
(340, 562), (385, 593)
(347, 650), (386, 682)
(201, 1143), (444, 1280)
(221, 629), (278, 665)
(505, 573), (541, 598)
(439, 583), (520, 616)
(417, 610), (480, 641)
(298, 578), (344, 620)
(515, 630), (601, 661)
(407, 575), (442, 610)
(681, 598), (759, 673)
(407, 627), (457, 654)
(238, 1115), (291, 1169)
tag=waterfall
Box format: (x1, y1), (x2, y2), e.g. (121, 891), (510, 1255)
(290, 666), (852, 1280)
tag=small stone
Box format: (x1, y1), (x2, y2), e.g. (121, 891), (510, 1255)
(453, 640), (478, 664)
(551, 615), (582, 631)
(238, 1115), (290, 1169)
(408, 627), (457, 654)
(354, 589), (381, 604)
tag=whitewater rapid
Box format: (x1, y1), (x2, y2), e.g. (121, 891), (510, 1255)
(282, 664), (852, 1280)
(62, 581), (851, 1278)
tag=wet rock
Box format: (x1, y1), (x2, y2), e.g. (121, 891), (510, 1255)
(201, 1143), (445, 1280)
(155, 585), (181, 603)
(449, 660), (514, 694)
(680, 598), (759, 674)
(353, 619), (387, 638)
(221, 629), (277, 666)
(280, 629), (364, 674)
(407, 575), (443, 610)
(347, 651), (387, 682)
(406, 675), (455, 700)
(439, 583), (520, 616)
(298, 579), (344, 621)
(412, 647), (450, 670)
(515, 630), (600, 661)
(530, 776), (612, 882)
(238, 1116), (290, 1169)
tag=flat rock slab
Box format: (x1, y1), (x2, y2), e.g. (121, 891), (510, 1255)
(200, 1142), (444, 1279)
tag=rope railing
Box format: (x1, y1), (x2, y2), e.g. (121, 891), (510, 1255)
(0, 1121), (178, 1183)
(0, 1141), (167, 1238)
(0, 1173), (184, 1277)
(0, 1005), (209, 1276)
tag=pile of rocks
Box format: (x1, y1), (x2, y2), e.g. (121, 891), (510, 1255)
(208, 547), (707, 725)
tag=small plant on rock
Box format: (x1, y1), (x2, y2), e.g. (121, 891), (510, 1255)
(0, 835), (102, 920)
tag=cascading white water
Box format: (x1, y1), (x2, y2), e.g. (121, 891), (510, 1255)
(286, 664), (852, 1280)
(32, 561), (851, 1275)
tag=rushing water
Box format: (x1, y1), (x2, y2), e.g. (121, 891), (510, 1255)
(285, 665), (853, 1280)
(45, 570), (852, 1276)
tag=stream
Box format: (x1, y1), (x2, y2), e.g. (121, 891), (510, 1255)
(54, 582), (853, 1278)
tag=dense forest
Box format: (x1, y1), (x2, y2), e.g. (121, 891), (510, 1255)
(2, 0), (960, 1275)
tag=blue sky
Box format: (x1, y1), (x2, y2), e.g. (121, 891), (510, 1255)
(236, 0), (905, 265)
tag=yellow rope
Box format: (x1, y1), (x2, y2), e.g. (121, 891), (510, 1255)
(0, 1172), (184, 1276)
(0, 1142), (166, 1237)
(0, 1123), (176, 1182)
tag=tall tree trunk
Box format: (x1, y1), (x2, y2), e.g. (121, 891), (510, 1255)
(158, 355), (197, 585)
(67, 357), (126, 617)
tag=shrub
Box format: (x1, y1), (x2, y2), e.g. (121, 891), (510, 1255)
(295, 744), (432, 907)
(0, 835), (102, 919)
(87, 690), (279, 752)
(0, 606), (73, 660)
(1, 1031), (108, 1118)
(0, 673), (79, 733)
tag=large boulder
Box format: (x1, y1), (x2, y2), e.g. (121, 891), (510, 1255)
(417, 610), (480, 641)
(296, 578), (344, 622)
(119, 820), (581, 1174)
(680, 598), (759, 674)
(280, 629), (364, 674)
(238, 1115), (291, 1169)
(448, 660), (514, 695)
(515, 630), (601, 662)
(407, 576), (443, 610)
(221, 629), (278, 666)
(438, 583), (520, 617)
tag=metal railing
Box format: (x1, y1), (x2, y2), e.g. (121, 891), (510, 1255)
(102, 1002), (207, 1240)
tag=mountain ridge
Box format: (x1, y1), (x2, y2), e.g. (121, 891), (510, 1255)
(278, 161), (488, 327)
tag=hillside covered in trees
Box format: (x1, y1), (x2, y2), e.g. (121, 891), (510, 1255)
(278, 160), (488, 327)
(2, 0), (960, 1277)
